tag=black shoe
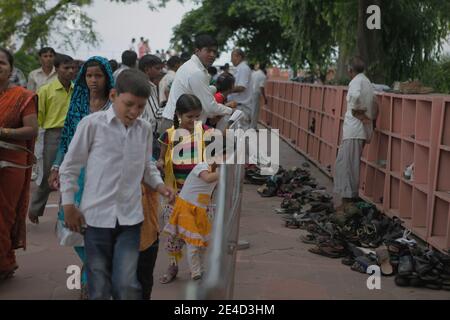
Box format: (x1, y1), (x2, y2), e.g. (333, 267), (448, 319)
(398, 255), (414, 276)
(395, 275), (410, 287)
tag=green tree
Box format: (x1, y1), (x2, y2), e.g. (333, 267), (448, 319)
(281, 0), (450, 84)
(0, 0), (170, 52)
(171, 0), (292, 66)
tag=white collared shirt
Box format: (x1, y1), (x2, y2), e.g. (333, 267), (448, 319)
(59, 106), (164, 228)
(141, 81), (162, 133)
(343, 73), (375, 141)
(228, 61), (254, 119)
(162, 54), (232, 123)
(27, 67), (57, 92)
(252, 69), (267, 93)
(159, 70), (176, 104)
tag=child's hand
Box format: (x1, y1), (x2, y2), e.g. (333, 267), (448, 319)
(156, 184), (176, 204)
(48, 169), (60, 190)
(156, 159), (164, 171)
(63, 205), (86, 234)
(226, 101), (238, 109)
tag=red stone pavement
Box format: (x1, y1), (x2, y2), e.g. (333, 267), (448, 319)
(1, 135), (449, 300)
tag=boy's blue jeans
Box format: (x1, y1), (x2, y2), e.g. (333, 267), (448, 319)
(84, 222), (142, 300)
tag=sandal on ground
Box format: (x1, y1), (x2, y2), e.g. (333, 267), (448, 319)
(308, 242), (346, 259)
(376, 246), (394, 276)
(350, 255), (377, 273)
(159, 265), (178, 284)
(299, 233), (318, 244)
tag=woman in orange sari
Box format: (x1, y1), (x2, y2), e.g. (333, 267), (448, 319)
(0, 48), (38, 280)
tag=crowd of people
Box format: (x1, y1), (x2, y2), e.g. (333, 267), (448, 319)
(0, 34), (268, 300)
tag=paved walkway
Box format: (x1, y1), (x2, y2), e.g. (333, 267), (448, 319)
(1, 134), (449, 300)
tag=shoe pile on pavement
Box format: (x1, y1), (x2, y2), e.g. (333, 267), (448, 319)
(260, 163), (450, 291)
(245, 163), (318, 198)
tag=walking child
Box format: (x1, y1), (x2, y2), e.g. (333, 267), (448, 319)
(157, 94), (213, 283)
(59, 69), (175, 299)
(163, 150), (224, 280)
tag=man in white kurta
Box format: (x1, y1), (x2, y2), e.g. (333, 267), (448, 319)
(334, 57), (375, 210)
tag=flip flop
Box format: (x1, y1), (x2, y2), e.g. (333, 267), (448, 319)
(299, 233), (317, 244)
(159, 265), (178, 284)
(376, 246), (393, 276)
(308, 242), (346, 259)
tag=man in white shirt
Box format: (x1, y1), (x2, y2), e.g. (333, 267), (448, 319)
(60, 69), (175, 300)
(334, 57), (376, 211)
(251, 63), (268, 129)
(159, 56), (183, 106)
(160, 35), (235, 134)
(27, 47), (58, 92)
(228, 48), (254, 129)
(27, 47), (58, 181)
(113, 50), (138, 81)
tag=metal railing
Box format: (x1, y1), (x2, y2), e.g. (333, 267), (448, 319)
(185, 120), (246, 300)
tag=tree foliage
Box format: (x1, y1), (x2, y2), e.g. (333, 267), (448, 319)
(171, 0), (291, 65)
(281, 0), (450, 83)
(0, 0), (170, 53)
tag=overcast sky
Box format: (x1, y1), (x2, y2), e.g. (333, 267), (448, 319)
(58, 0), (232, 65)
(56, 0), (449, 65)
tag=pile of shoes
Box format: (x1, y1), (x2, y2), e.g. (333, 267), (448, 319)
(274, 191), (450, 290)
(251, 163), (318, 198)
(394, 241), (450, 290)
(245, 164), (272, 185)
(256, 160), (450, 291)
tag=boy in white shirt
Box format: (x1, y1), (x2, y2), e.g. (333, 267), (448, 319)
(59, 69), (175, 300)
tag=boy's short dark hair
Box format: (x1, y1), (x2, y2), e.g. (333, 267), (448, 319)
(115, 69), (151, 98)
(208, 66), (218, 76)
(194, 34), (218, 50)
(167, 56), (182, 69)
(54, 54), (74, 68)
(39, 47), (56, 56)
(216, 73), (235, 92)
(39, 47), (56, 57)
(109, 59), (119, 73)
(138, 54), (163, 72)
(121, 50), (138, 67)
(180, 52), (190, 62)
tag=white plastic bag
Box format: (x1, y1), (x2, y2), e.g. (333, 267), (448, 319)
(56, 220), (84, 247)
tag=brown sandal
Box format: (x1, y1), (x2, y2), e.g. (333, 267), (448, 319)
(159, 265), (178, 284)
(308, 242), (346, 259)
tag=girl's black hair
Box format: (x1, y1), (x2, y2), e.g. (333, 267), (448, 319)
(216, 73), (235, 92)
(0, 47), (14, 68)
(84, 60), (111, 98)
(174, 94), (203, 129)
